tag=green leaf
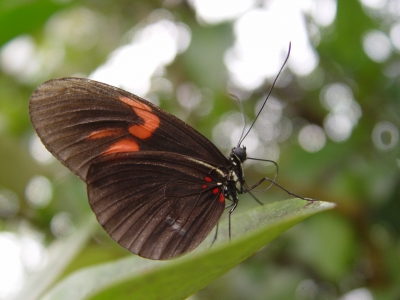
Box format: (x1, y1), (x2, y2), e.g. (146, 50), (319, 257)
(0, 0), (72, 47)
(41, 199), (335, 300)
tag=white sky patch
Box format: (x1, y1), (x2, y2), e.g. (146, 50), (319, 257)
(190, 0), (336, 27)
(311, 0), (337, 27)
(225, 0), (322, 90)
(189, 0), (256, 24)
(0, 232), (47, 299)
(90, 16), (191, 96)
(195, 0), (337, 152)
(359, 0), (387, 10)
(0, 233), (24, 299)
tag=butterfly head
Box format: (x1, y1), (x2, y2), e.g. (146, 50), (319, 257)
(231, 145), (247, 163)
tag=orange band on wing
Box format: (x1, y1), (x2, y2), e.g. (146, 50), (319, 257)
(128, 110), (160, 139)
(119, 96), (160, 139)
(87, 96), (160, 156)
(87, 128), (124, 140)
(103, 139), (139, 155)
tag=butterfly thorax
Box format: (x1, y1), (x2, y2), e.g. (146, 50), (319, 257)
(225, 146), (247, 199)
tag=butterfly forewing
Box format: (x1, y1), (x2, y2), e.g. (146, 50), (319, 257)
(87, 152), (226, 260)
(29, 77), (229, 180)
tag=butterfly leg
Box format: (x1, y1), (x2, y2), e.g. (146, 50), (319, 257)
(246, 176), (317, 202)
(209, 222), (219, 250)
(225, 202), (235, 209)
(228, 197), (239, 240)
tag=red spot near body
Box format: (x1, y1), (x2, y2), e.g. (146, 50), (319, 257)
(202, 184), (207, 189)
(87, 128), (123, 140)
(219, 193), (225, 203)
(119, 96), (160, 140)
(205, 177), (212, 182)
(212, 188), (219, 194)
(103, 139), (139, 155)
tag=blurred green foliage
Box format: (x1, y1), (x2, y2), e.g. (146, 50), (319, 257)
(0, 0), (399, 299)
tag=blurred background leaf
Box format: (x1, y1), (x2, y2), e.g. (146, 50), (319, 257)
(0, 0), (399, 299)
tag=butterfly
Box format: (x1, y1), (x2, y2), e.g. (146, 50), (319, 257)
(29, 43), (311, 260)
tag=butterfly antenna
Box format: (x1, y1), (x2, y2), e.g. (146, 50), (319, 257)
(238, 42), (291, 146)
(230, 94), (247, 147)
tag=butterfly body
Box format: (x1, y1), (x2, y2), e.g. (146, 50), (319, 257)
(30, 77), (246, 260)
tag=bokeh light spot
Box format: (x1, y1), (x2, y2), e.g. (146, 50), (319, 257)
(20, 236), (47, 272)
(177, 82), (202, 110)
(359, 0), (387, 9)
(296, 279), (318, 300)
(0, 35), (40, 83)
(254, 97), (284, 143)
(237, 126), (260, 152)
(253, 141), (280, 173)
(275, 117), (293, 142)
(339, 288), (373, 300)
(298, 124), (326, 152)
(45, 7), (99, 50)
(51, 212), (75, 237)
(324, 113), (353, 142)
(320, 83), (353, 112)
(389, 22), (400, 51)
(29, 134), (55, 164)
(255, 96), (284, 124)
(362, 30), (392, 63)
(372, 121), (399, 151)
(320, 83), (361, 142)
(0, 189), (19, 218)
(212, 111), (244, 151)
(25, 176), (53, 208)
(194, 88), (214, 116)
(311, 0), (337, 27)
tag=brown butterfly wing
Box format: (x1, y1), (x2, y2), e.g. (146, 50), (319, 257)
(86, 152), (226, 260)
(29, 77), (229, 181)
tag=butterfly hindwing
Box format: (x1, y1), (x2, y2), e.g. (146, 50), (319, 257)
(86, 151), (226, 260)
(29, 77), (229, 180)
